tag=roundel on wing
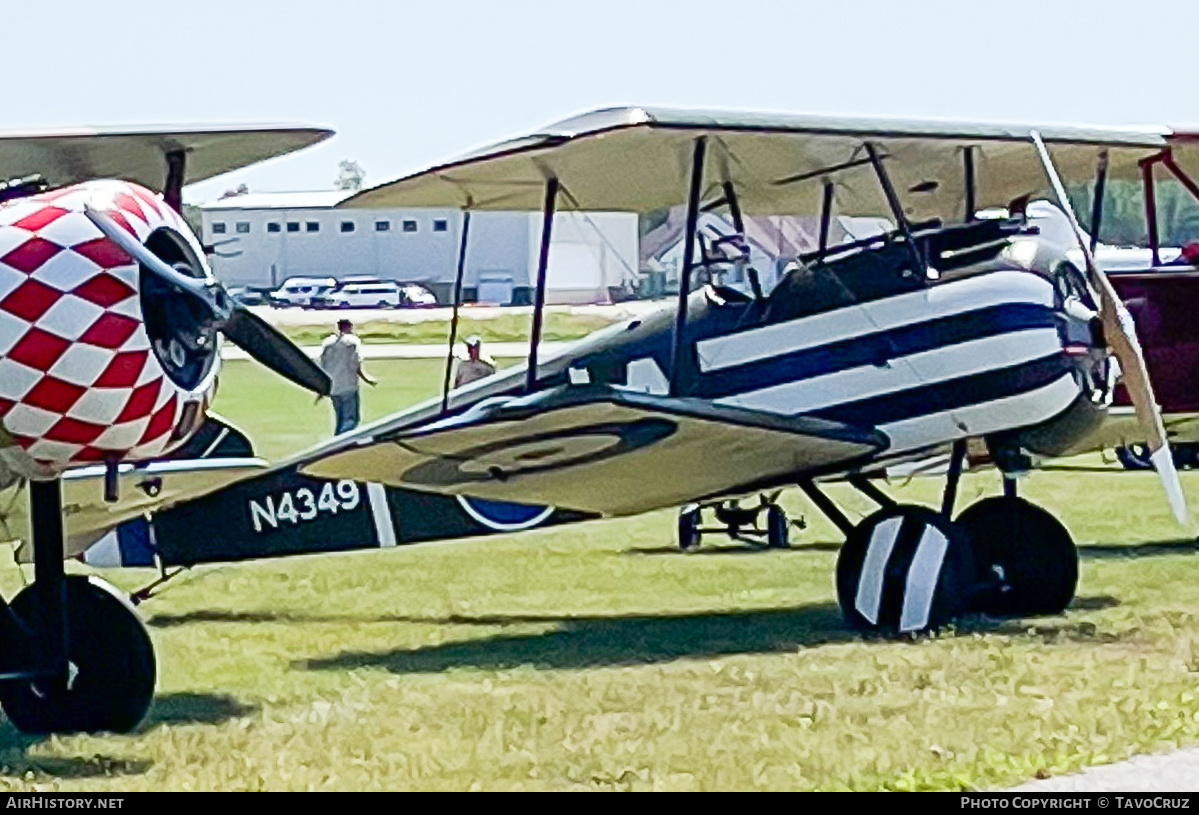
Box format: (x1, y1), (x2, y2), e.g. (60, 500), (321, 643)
(455, 496), (555, 531)
(401, 418), (677, 488)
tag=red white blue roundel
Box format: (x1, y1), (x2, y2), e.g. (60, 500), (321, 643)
(455, 496), (555, 531)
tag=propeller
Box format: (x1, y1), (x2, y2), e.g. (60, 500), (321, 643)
(1030, 130), (1188, 526)
(83, 204), (332, 397)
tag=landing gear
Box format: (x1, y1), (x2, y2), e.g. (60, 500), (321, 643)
(1117, 442), (1199, 471)
(675, 495), (797, 550)
(678, 506), (701, 550)
(835, 505), (975, 635)
(0, 478), (156, 734)
(955, 495), (1078, 617)
(0, 577), (155, 734)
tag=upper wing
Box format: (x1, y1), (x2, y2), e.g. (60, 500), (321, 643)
(339, 106), (1167, 221)
(0, 124), (333, 190)
(300, 385), (886, 517)
(2, 457), (269, 561)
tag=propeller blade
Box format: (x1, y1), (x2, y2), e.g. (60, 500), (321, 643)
(83, 205), (230, 320)
(223, 305), (332, 396)
(1030, 130), (1188, 525)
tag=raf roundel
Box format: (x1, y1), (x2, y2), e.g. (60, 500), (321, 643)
(0, 180), (218, 475)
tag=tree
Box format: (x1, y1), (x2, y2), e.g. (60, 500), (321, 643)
(335, 160), (365, 191)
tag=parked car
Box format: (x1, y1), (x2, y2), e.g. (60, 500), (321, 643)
(314, 281), (406, 309)
(228, 286), (274, 307)
(270, 276), (338, 308)
(400, 284), (438, 308)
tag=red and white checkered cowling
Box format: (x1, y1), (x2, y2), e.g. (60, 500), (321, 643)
(0, 180), (218, 477)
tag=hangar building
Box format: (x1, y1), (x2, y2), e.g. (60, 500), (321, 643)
(198, 190), (639, 305)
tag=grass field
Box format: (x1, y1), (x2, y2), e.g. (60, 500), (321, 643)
(278, 312), (622, 347)
(2, 360), (1199, 790)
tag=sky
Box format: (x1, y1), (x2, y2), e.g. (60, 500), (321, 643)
(10, 0), (1199, 204)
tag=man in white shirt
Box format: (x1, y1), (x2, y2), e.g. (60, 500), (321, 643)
(319, 319), (377, 434)
(453, 335), (497, 388)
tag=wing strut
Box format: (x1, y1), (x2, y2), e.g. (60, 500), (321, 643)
(669, 137), (707, 396)
(527, 178), (560, 393)
(440, 211), (472, 414)
(164, 150), (186, 214)
(866, 142), (925, 277)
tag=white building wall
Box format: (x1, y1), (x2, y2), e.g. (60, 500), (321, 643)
(200, 202), (635, 305)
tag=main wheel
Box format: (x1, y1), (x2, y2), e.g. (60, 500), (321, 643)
(678, 507), (701, 550)
(0, 576), (156, 734)
(955, 496), (1077, 618)
(1116, 444), (1153, 470)
(836, 506), (974, 635)
(766, 505), (789, 549)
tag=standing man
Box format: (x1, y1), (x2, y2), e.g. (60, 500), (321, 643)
(453, 335), (497, 388)
(319, 319), (377, 434)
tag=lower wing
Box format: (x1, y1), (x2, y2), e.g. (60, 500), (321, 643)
(300, 385), (887, 517)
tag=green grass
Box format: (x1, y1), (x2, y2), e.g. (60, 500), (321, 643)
(1, 360), (1198, 790)
(279, 312), (622, 347)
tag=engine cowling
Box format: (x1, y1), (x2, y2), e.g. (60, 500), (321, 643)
(0, 180), (218, 477)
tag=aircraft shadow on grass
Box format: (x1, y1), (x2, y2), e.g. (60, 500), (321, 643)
(0, 692), (255, 781)
(289, 596), (1133, 676)
(1078, 539), (1199, 559)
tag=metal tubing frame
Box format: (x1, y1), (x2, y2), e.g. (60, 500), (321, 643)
(818, 180), (835, 254)
(163, 150), (186, 214)
(1089, 151), (1109, 253)
(669, 138), (707, 397)
(1141, 158), (1162, 267)
(798, 480), (856, 538)
(29, 479), (68, 675)
(721, 180), (763, 300)
(440, 211), (472, 414)
(526, 178), (559, 393)
(865, 142), (925, 276)
(963, 146), (976, 222)
(847, 475), (895, 510)
(941, 439), (967, 517)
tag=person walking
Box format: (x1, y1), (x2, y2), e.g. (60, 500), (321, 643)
(453, 335), (497, 388)
(318, 318), (377, 434)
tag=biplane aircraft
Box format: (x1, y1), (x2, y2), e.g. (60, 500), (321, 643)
(292, 107), (1198, 636)
(12, 107), (1199, 736)
(0, 123), (333, 734)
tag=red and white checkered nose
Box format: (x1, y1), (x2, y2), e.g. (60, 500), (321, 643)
(0, 180), (218, 475)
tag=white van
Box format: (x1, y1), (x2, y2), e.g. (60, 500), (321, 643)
(270, 277), (338, 308)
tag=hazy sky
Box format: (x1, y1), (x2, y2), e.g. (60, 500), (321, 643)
(11, 0), (1198, 203)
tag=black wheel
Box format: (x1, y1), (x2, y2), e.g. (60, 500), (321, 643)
(955, 496), (1077, 617)
(0, 576), (156, 734)
(1173, 444), (1199, 470)
(1116, 444), (1153, 470)
(678, 507), (701, 550)
(836, 505), (974, 635)
(766, 505), (789, 549)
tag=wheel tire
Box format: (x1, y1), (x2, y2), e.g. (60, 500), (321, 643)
(0, 576), (156, 735)
(766, 505), (789, 549)
(836, 505), (974, 635)
(955, 496), (1077, 617)
(1116, 444), (1153, 470)
(678, 507), (701, 550)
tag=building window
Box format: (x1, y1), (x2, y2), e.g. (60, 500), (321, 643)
(211, 222), (226, 234)
(433, 219), (448, 232)
(235, 222), (250, 234)
(340, 221), (355, 233)
(287, 222), (300, 233)
(306, 222), (320, 233)
(375, 221), (390, 232)
(402, 220), (418, 233)
(267, 222), (281, 233)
